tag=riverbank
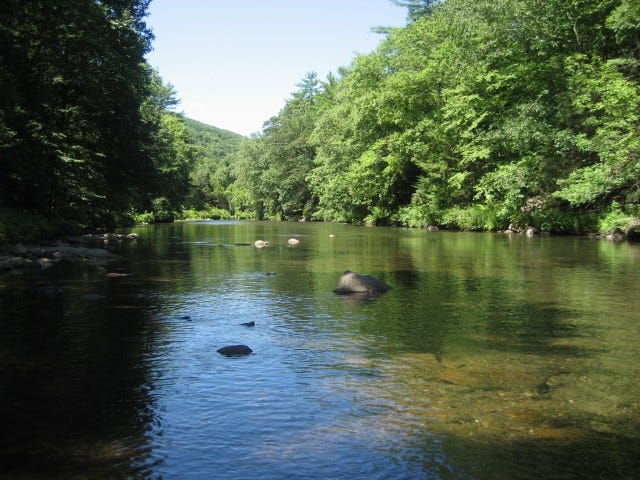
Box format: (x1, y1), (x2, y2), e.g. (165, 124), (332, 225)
(1, 209), (638, 276)
(0, 233), (141, 275)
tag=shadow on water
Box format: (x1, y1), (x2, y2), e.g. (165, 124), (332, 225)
(0, 261), (170, 478)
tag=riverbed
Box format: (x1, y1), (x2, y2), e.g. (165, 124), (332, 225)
(1, 221), (638, 479)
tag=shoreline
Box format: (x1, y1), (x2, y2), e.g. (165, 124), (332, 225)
(0, 233), (141, 276)
(2, 222), (638, 277)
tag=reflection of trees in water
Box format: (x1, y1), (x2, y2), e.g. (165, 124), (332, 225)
(335, 243), (639, 478)
(0, 269), (165, 478)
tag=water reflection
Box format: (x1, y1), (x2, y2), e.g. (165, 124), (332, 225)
(0, 270), (166, 477)
(1, 222), (638, 478)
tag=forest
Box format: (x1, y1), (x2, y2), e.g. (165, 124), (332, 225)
(1, 0), (639, 243)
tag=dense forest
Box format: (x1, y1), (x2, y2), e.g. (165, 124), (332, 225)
(1, 0), (639, 242)
(227, 0), (640, 235)
(0, 0), (191, 240)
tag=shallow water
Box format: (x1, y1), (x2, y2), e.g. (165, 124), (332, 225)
(1, 221), (638, 479)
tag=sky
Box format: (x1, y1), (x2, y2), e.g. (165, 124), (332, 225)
(145, 1), (408, 136)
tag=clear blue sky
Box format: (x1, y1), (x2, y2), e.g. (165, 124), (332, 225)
(145, 0), (407, 136)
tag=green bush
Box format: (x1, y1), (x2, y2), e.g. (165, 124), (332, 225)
(177, 206), (232, 221)
(133, 211), (155, 224)
(232, 210), (257, 220)
(521, 207), (598, 233)
(441, 206), (501, 231)
(598, 203), (632, 234)
(0, 209), (81, 244)
(151, 197), (174, 223)
(392, 205), (441, 228)
(364, 207), (393, 226)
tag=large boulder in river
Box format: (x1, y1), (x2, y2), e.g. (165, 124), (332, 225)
(217, 345), (253, 357)
(333, 270), (391, 294)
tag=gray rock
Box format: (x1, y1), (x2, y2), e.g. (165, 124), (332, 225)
(217, 345), (253, 356)
(333, 270), (391, 294)
(80, 293), (106, 302)
(0, 256), (31, 271)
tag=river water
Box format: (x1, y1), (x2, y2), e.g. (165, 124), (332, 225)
(1, 221), (638, 479)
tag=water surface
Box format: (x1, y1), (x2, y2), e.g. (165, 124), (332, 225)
(1, 221), (638, 479)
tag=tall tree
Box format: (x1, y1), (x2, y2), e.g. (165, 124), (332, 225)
(392, 0), (442, 21)
(229, 72), (326, 220)
(0, 0), (157, 226)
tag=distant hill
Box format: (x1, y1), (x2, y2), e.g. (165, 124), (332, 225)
(183, 118), (244, 210)
(184, 117), (244, 161)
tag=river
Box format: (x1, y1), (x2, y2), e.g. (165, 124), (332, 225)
(1, 221), (638, 479)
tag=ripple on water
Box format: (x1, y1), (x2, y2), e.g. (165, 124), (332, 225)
(3, 223), (638, 479)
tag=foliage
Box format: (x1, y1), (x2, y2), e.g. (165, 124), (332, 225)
(150, 197), (174, 223)
(177, 206), (232, 221)
(0, 0), (195, 230)
(227, 72), (325, 220)
(218, 0), (638, 234)
(2, 0), (638, 237)
(131, 211), (154, 225)
(0, 209), (51, 244)
(183, 118), (243, 210)
(598, 202), (633, 233)
(440, 206), (501, 232)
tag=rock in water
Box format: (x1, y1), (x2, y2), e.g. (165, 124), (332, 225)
(333, 270), (391, 294)
(80, 293), (106, 302)
(217, 345), (253, 356)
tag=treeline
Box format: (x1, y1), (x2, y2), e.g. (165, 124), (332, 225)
(221, 0), (640, 234)
(0, 0), (196, 239)
(2, 0), (639, 241)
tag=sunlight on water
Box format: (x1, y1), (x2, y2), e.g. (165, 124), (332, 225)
(1, 221), (638, 479)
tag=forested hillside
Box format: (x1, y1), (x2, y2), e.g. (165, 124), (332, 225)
(183, 118), (243, 213)
(226, 0), (640, 235)
(1, 0), (639, 241)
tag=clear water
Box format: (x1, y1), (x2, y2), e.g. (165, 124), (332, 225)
(1, 221), (638, 479)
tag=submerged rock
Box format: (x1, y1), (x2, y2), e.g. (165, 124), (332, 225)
(80, 293), (106, 302)
(105, 272), (132, 278)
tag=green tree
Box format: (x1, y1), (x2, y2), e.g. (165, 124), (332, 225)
(184, 118), (243, 211)
(306, 0), (639, 230)
(229, 72), (326, 220)
(0, 0), (177, 228)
